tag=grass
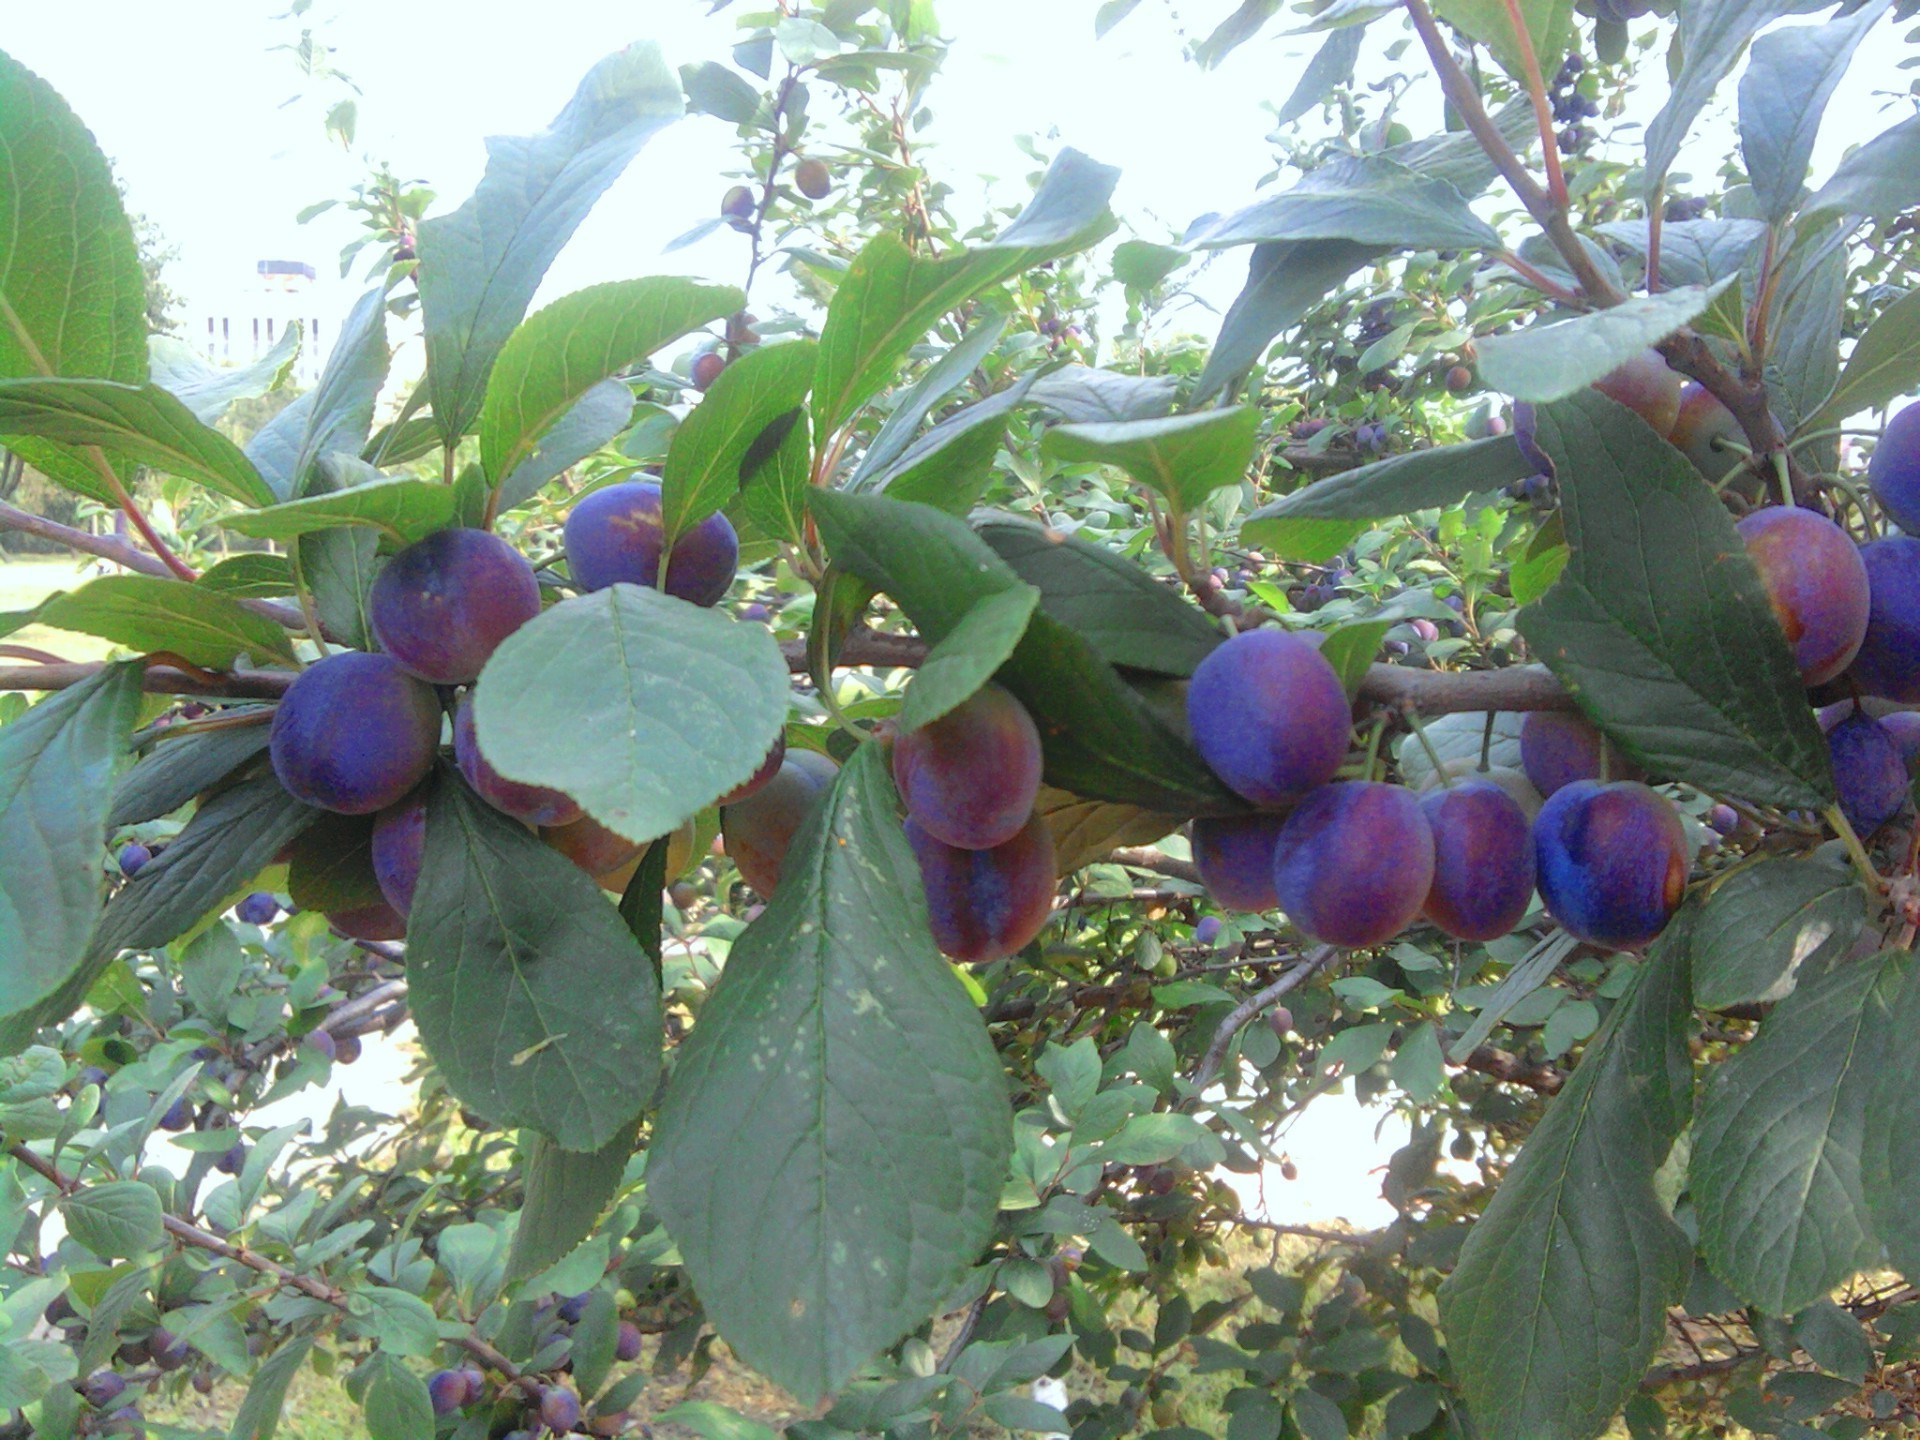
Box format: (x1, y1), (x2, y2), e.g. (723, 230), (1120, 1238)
(0, 553), (117, 663)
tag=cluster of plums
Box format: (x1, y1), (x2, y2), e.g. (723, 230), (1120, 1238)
(424, 1295), (641, 1434)
(1186, 629), (1690, 951)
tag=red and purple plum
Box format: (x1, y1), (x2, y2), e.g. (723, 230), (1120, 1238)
(371, 792), (428, 916)
(1519, 710), (1639, 798)
(453, 693), (583, 827)
(595, 819), (695, 893)
(1736, 507), (1870, 686)
(1869, 403), (1920, 535)
(1671, 382), (1782, 487)
(563, 480), (739, 607)
(270, 652), (442, 815)
(722, 748), (841, 897)
(1533, 780), (1688, 949)
(892, 683), (1043, 850)
(1849, 537), (1920, 702)
(326, 900), (408, 942)
(1592, 348), (1682, 437)
(718, 731), (787, 806)
(369, 527), (542, 684)
(1819, 707), (1908, 836)
(1186, 630), (1351, 807)
(1271, 783), (1436, 948)
(905, 813), (1057, 963)
(1419, 778), (1536, 941)
(1190, 812), (1285, 912)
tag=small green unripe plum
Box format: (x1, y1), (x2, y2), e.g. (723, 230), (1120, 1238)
(794, 156), (832, 199)
(720, 185), (755, 228)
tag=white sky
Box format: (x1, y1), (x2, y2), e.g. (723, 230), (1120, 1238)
(7, 0), (1912, 371)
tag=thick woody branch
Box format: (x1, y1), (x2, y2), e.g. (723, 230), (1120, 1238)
(0, 661), (295, 699)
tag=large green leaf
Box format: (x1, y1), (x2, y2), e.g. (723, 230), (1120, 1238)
(1737, 3), (1890, 223)
(216, 478), (457, 545)
(149, 324), (300, 426)
(418, 46), (683, 446)
(849, 315), (1008, 485)
(734, 404), (813, 545)
(1517, 392), (1832, 809)
(360, 1352), (432, 1440)
(0, 664), (142, 1020)
(109, 719), (273, 828)
(863, 370), (1043, 513)
(1812, 287), (1920, 427)
(1766, 217), (1849, 434)
(811, 148), (1118, 438)
(244, 286), (389, 501)
(229, 1337), (313, 1440)
(1243, 436), (1537, 527)
(898, 586), (1039, 733)
(1644, 0), (1807, 192)
(61, 1181), (163, 1259)
(1690, 949), (1911, 1315)
(1439, 928), (1693, 1440)
(25, 576), (297, 668)
(506, 1127), (636, 1282)
(651, 743), (1012, 1404)
(492, 379), (634, 515)
(0, 379), (274, 506)
(1040, 406), (1258, 513)
(407, 776), (661, 1151)
(1196, 239), (1384, 402)
(1861, 962), (1920, 1277)
(1432, 0), (1575, 87)
(473, 587), (788, 844)
(1477, 283), (1734, 402)
(1274, 25), (1365, 127)
(811, 490), (1240, 814)
(662, 340), (817, 542)
(1805, 113), (1920, 222)
(975, 514), (1222, 677)
(1596, 219), (1766, 289)
(1185, 156), (1498, 253)
(1690, 857), (1866, 1010)
(478, 277), (742, 495)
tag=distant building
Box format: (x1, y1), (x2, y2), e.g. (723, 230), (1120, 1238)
(189, 260), (333, 385)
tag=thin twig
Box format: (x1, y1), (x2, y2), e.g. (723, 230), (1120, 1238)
(1191, 945), (1340, 1093)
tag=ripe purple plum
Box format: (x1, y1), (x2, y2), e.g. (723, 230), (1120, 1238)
(1194, 916), (1223, 948)
(454, 694), (583, 826)
(1850, 537), (1920, 702)
(1190, 813), (1285, 912)
(615, 1321), (643, 1362)
(892, 684), (1043, 850)
(1592, 348), (1683, 437)
(1271, 783), (1436, 948)
(235, 891), (279, 926)
(1819, 708), (1908, 836)
(118, 842), (151, 876)
(718, 732), (786, 806)
(1415, 759), (1542, 819)
(722, 749), (840, 897)
(428, 1370), (471, 1417)
(1878, 710), (1920, 769)
(1533, 780), (1688, 949)
(369, 528), (542, 684)
(691, 351), (726, 391)
(1736, 506), (1869, 686)
(1419, 779), (1536, 941)
(1869, 403), (1920, 535)
(563, 481), (739, 607)
(905, 813), (1057, 963)
(371, 793), (428, 916)
(1186, 630), (1351, 806)
(1519, 710), (1639, 798)
(269, 652), (442, 815)
(539, 1384), (581, 1434)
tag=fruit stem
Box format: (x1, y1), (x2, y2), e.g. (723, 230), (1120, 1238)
(1824, 804), (1884, 893)
(1402, 704), (1453, 787)
(1362, 713), (1389, 783)
(1771, 451), (1794, 511)
(1478, 712), (1496, 772)
(286, 547), (330, 660)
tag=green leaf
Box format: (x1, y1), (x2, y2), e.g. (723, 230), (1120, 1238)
(899, 586), (1039, 733)
(216, 478), (457, 545)
(1028, 364), (1178, 424)
(196, 554), (295, 598)
(734, 401), (813, 545)
(811, 490), (1239, 814)
(244, 286), (389, 501)
(1863, 960), (1920, 1280)
(1438, 931), (1693, 1440)
(1644, 0), (1806, 191)
(1805, 113), (1920, 222)
(1244, 436), (1538, 526)
(1478, 283), (1735, 402)
(479, 277), (742, 496)
(300, 524), (379, 651)
(418, 46), (683, 446)
(348, 1287), (439, 1359)
(1186, 156), (1498, 253)
(149, 324), (300, 426)
(1791, 1299), (1874, 1384)
(27, 576), (297, 667)
(976, 514), (1222, 677)
(1274, 25), (1365, 128)
(1319, 621), (1389, 704)
(0, 379), (274, 506)
(1517, 391), (1832, 810)
(1766, 218), (1849, 434)
(1255, 516), (1367, 564)
(662, 340), (816, 542)
(850, 315), (1009, 485)
(0, 664), (142, 1018)
(1690, 858), (1866, 1010)
(864, 371), (1040, 513)
(61, 1180), (163, 1257)
(650, 744), (1012, 1404)
(1596, 219), (1766, 290)
(1691, 949), (1910, 1315)
(1812, 287), (1920, 427)
(811, 148), (1118, 437)
(1432, 0), (1574, 87)
(1737, 3), (1890, 223)
(654, 1402), (780, 1440)
(679, 60), (764, 124)
(506, 1126), (635, 1281)
(1196, 240), (1384, 402)
(473, 586), (790, 844)
(492, 379), (633, 516)
(1034, 787), (1186, 874)
(1290, 1389), (1349, 1440)
(407, 776), (660, 1150)
(360, 1352), (433, 1440)
(229, 1337), (313, 1440)
(1041, 407), (1258, 513)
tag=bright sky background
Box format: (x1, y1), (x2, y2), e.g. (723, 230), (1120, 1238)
(7, 0), (1916, 373)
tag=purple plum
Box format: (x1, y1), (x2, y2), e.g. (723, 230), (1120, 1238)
(1271, 783), (1436, 948)
(906, 813), (1057, 963)
(1190, 813), (1286, 912)
(1869, 402), (1920, 535)
(1850, 537), (1920, 702)
(1186, 630), (1351, 806)
(563, 481), (739, 607)
(892, 684), (1043, 850)
(1736, 506), (1869, 686)
(1419, 778), (1536, 941)
(369, 527), (542, 684)
(454, 693), (583, 826)
(1533, 780), (1688, 949)
(269, 652), (442, 815)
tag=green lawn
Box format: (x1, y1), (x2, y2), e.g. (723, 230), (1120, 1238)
(0, 553), (118, 662)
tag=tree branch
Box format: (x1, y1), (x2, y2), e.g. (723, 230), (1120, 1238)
(1191, 945), (1339, 1093)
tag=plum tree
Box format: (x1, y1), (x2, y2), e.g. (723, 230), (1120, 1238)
(1518, 710), (1638, 798)
(1869, 402), (1920, 534)
(891, 683), (1043, 849)
(1592, 348), (1682, 437)
(1186, 629), (1351, 805)
(905, 813), (1057, 963)
(563, 480), (739, 607)
(721, 748), (840, 896)
(1848, 536), (1920, 702)
(1419, 779), (1536, 941)
(368, 527), (543, 685)
(1533, 781), (1688, 948)
(453, 694), (583, 826)
(1736, 506), (1870, 686)
(1820, 707), (1908, 836)
(269, 651), (443, 814)
(1270, 783), (1436, 948)
(1190, 812), (1285, 912)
